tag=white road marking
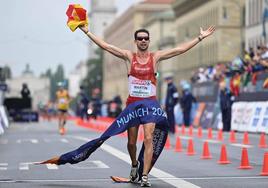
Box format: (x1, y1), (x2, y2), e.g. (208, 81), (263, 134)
(0, 139), (8, 144)
(17, 139), (38, 144)
(0, 163), (8, 170)
(181, 176), (268, 180)
(19, 163), (31, 170)
(46, 164), (58, 170)
(230, 143), (253, 148)
(0, 176), (267, 183)
(44, 138), (69, 143)
(180, 136), (192, 140)
(202, 139), (220, 144)
(60, 138), (69, 143)
(92, 160), (109, 168)
(72, 136), (200, 188)
(69, 161), (109, 169)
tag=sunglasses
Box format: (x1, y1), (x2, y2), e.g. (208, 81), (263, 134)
(136, 36), (150, 41)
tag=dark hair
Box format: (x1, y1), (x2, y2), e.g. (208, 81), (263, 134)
(134, 29), (150, 40)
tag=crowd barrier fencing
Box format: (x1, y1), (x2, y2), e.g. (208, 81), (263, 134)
(175, 101), (268, 134)
(232, 101), (268, 134)
(0, 105), (9, 135)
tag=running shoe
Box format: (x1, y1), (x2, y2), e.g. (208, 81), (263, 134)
(129, 161), (140, 183)
(59, 127), (66, 135)
(141, 174), (151, 187)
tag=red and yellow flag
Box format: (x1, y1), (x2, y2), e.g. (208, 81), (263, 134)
(263, 78), (268, 89)
(66, 4), (88, 32)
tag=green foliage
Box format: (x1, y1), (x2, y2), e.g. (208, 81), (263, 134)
(0, 65), (12, 81)
(3, 65), (12, 79)
(42, 64), (66, 101)
(81, 48), (103, 98)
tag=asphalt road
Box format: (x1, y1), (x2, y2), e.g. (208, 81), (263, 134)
(0, 119), (268, 188)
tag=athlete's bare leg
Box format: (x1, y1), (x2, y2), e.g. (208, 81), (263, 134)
(127, 126), (139, 166)
(58, 112), (63, 129)
(142, 122), (155, 175)
(62, 112), (67, 127)
(58, 111), (66, 135)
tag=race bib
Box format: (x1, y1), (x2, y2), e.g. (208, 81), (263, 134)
(59, 98), (67, 104)
(129, 78), (152, 97)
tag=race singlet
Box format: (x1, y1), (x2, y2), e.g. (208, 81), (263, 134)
(57, 90), (69, 110)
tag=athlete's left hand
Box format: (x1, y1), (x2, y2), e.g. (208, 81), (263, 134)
(199, 26), (215, 39)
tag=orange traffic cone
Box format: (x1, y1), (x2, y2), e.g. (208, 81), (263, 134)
(207, 128), (213, 139)
(181, 125), (186, 135)
(175, 126), (180, 134)
(201, 141), (212, 159)
(238, 148), (252, 169)
(186, 139), (195, 155)
(217, 129), (223, 141)
(243, 132), (250, 145)
(260, 152), (268, 176)
(174, 136), (183, 152)
(164, 135), (171, 149)
(188, 126), (193, 136)
(197, 127), (202, 138)
(229, 130), (236, 143)
(76, 118), (83, 125)
(217, 144), (231, 164)
(259, 133), (267, 148)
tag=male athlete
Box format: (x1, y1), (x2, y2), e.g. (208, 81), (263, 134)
(56, 83), (70, 135)
(78, 24), (215, 186)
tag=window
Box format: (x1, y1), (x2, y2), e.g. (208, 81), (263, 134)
(223, 6), (227, 20)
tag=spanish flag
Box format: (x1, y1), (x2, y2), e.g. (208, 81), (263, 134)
(66, 4), (88, 32)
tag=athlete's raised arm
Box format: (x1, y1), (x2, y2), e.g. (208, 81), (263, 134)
(154, 26), (215, 62)
(79, 25), (131, 61)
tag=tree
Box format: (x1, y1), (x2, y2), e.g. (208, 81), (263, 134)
(49, 64), (65, 101)
(54, 64), (65, 82)
(81, 48), (103, 98)
(3, 65), (12, 79)
(42, 65), (67, 101)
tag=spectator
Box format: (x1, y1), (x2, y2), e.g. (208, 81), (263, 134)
(196, 67), (207, 83)
(219, 81), (233, 132)
(230, 71), (241, 97)
(164, 75), (179, 134)
(77, 86), (89, 120)
(21, 83), (31, 99)
(249, 47), (255, 58)
(180, 83), (196, 127)
(205, 65), (216, 81)
(89, 88), (102, 119)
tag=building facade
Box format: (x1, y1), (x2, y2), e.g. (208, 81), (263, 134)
(68, 61), (88, 97)
(88, 0), (117, 59)
(102, 0), (246, 103)
(143, 9), (176, 101)
(6, 72), (50, 110)
(245, 0), (266, 50)
(102, 0), (174, 102)
(171, 0), (245, 83)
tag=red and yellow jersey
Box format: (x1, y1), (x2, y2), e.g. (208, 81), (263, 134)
(56, 89), (69, 110)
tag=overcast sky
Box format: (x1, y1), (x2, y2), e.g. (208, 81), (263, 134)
(0, 0), (142, 77)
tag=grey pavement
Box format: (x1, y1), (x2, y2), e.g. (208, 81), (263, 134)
(0, 119), (268, 188)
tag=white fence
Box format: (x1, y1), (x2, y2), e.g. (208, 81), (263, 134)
(231, 101), (268, 134)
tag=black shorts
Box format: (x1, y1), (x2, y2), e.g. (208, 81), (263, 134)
(58, 109), (67, 113)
